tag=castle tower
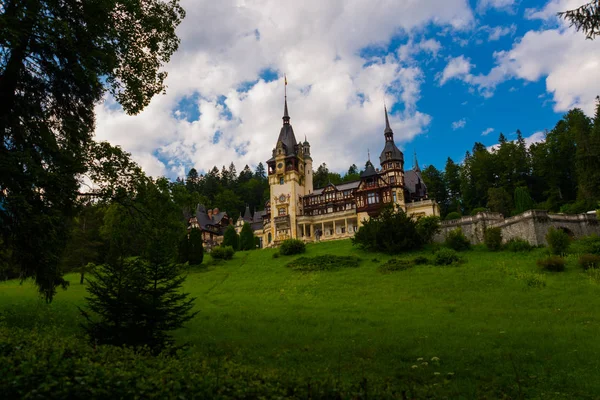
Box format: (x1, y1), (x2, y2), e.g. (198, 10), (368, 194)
(379, 106), (405, 208)
(266, 87), (307, 242)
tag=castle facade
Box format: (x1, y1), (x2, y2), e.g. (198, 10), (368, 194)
(240, 96), (440, 247)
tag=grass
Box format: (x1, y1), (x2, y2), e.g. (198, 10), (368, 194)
(2, 240), (600, 398)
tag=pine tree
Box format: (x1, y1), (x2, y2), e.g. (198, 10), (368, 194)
(239, 222), (255, 251)
(514, 186), (536, 215)
(222, 225), (239, 250)
(254, 163), (267, 180)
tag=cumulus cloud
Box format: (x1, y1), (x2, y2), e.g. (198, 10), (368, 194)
(477, 0), (516, 13)
(439, 55), (473, 85)
(398, 38), (442, 62)
(452, 118), (467, 130)
(94, 0), (475, 177)
(482, 127), (494, 136)
(487, 131), (545, 152)
(484, 24), (517, 41)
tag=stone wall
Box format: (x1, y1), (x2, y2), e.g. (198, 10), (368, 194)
(435, 210), (600, 246)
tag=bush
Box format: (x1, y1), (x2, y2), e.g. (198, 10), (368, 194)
(222, 225), (239, 250)
(579, 254), (600, 270)
(286, 255), (360, 271)
(352, 205), (422, 254)
(239, 222), (255, 251)
(378, 259), (413, 273)
(577, 235), (600, 254)
(470, 207), (487, 216)
(445, 228), (470, 251)
(546, 227), (571, 255)
(272, 252), (280, 259)
(279, 239), (306, 255)
(178, 228), (204, 265)
(537, 255), (566, 272)
(445, 212), (462, 221)
(413, 255), (430, 265)
(415, 216), (441, 244)
(484, 227), (503, 251)
(504, 238), (533, 252)
(211, 246), (235, 260)
(434, 248), (461, 265)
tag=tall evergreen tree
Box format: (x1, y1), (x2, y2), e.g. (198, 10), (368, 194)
(222, 225), (239, 250)
(239, 222), (255, 251)
(422, 165), (448, 215)
(254, 162), (267, 180)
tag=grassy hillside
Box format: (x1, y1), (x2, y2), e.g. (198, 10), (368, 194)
(2, 240), (600, 398)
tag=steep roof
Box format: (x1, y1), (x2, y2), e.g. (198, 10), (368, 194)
(404, 169), (427, 197)
(361, 160), (378, 178)
(242, 204), (252, 222)
(311, 180), (360, 196)
(379, 106), (404, 165)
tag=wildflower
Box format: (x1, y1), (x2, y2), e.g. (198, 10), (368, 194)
(417, 357), (423, 361)
(431, 357), (440, 362)
(411, 365), (418, 369)
(447, 372), (454, 377)
(421, 362), (428, 366)
(434, 372), (440, 376)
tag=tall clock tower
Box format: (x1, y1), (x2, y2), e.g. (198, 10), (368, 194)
(266, 94), (312, 243)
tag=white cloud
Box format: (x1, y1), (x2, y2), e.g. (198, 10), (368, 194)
(477, 0), (516, 13)
(484, 24), (517, 41)
(439, 55), (473, 85)
(94, 0), (475, 178)
(398, 38), (443, 62)
(452, 118), (467, 130)
(487, 131), (545, 152)
(482, 127), (494, 136)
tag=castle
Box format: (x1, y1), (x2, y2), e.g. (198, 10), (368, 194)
(236, 95), (440, 247)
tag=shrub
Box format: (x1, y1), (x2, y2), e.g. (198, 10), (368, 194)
(416, 216), (441, 244)
(434, 248), (461, 265)
(517, 271), (547, 288)
(279, 239), (306, 255)
(546, 227), (571, 255)
(80, 258), (197, 351)
(178, 228), (204, 265)
(378, 259), (413, 273)
(579, 254), (600, 270)
(413, 255), (430, 265)
(504, 238), (533, 252)
(470, 207), (487, 216)
(352, 204), (422, 254)
(222, 225), (239, 250)
(577, 234), (600, 254)
(445, 212), (462, 221)
(211, 246), (235, 260)
(272, 252), (280, 259)
(286, 255), (360, 271)
(537, 256), (566, 272)
(239, 222), (255, 251)
(484, 227), (503, 251)
(445, 228), (470, 251)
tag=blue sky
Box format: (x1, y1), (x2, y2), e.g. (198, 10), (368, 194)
(93, 0), (600, 178)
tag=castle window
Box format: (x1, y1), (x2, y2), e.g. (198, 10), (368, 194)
(279, 207), (286, 216)
(367, 192), (379, 205)
(392, 191), (397, 203)
(390, 176), (395, 184)
(280, 176), (284, 185)
(386, 152), (391, 160)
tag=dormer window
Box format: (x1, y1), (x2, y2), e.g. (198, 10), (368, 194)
(280, 176), (284, 185)
(386, 152), (392, 160)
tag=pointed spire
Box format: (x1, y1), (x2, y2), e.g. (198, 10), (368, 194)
(413, 150), (420, 172)
(283, 74), (290, 124)
(384, 105), (393, 135)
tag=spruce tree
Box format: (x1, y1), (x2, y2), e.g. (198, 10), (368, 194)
(223, 225), (239, 250)
(514, 186), (536, 215)
(239, 222), (255, 251)
(188, 228), (204, 265)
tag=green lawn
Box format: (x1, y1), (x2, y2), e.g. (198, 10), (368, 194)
(2, 240), (600, 398)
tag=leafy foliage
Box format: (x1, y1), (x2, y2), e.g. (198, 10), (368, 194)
(504, 238), (533, 252)
(279, 239), (306, 255)
(211, 246), (235, 260)
(286, 255), (360, 271)
(222, 225), (239, 250)
(415, 216), (441, 244)
(484, 227), (503, 251)
(537, 256), (566, 272)
(413, 255), (430, 265)
(80, 258), (197, 351)
(514, 186), (536, 215)
(179, 228), (204, 265)
(352, 205), (422, 254)
(470, 207), (488, 215)
(377, 259), (413, 273)
(579, 254), (600, 270)
(445, 212), (462, 221)
(576, 234), (600, 254)
(445, 228), (471, 251)
(239, 222), (255, 251)
(434, 248), (461, 265)
(546, 227), (571, 256)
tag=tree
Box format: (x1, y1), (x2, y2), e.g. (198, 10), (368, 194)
(222, 225), (239, 250)
(179, 228), (203, 265)
(254, 162), (267, 180)
(421, 165), (447, 214)
(514, 186), (535, 215)
(313, 163), (330, 188)
(186, 168), (200, 193)
(0, 0), (185, 301)
(559, 1), (600, 40)
(239, 222), (255, 251)
(487, 187), (513, 217)
(81, 257), (197, 351)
